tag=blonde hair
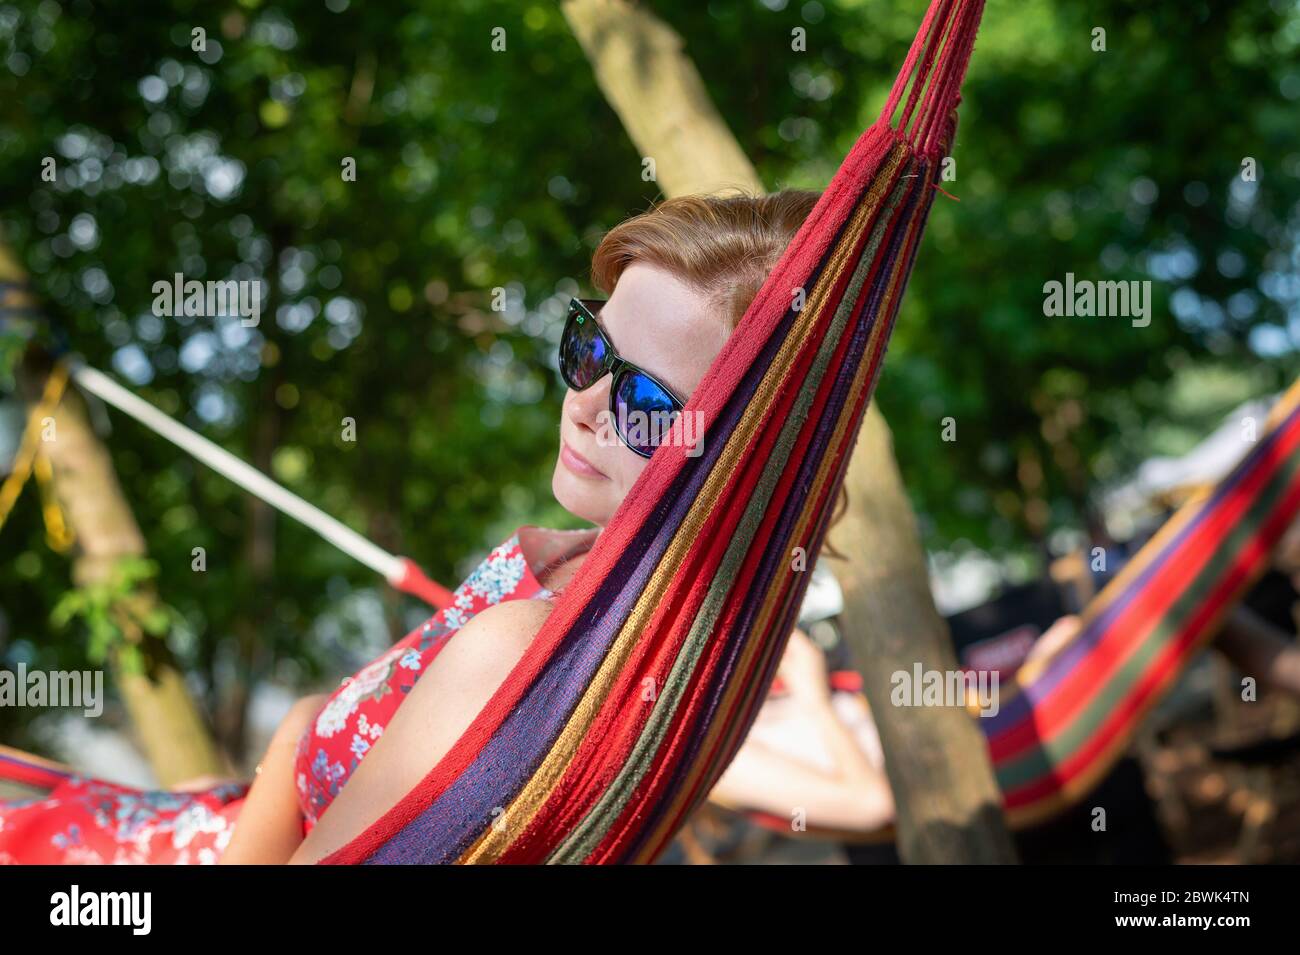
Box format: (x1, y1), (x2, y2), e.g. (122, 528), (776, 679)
(590, 189), (850, 557)
(591, 189), (822, 330)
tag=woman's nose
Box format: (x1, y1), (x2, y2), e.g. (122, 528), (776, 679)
(567, 376), (612, 434)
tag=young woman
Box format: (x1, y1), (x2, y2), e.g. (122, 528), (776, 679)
(0, 189), (895, 865)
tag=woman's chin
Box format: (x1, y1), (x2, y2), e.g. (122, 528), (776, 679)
(552, 465), (610, 526)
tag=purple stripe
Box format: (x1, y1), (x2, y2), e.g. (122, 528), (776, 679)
(982, 398), (1300, 737)
(367, 284), (801, 863)
(618, 158), (932, 861)
(0, 752), (71, 785)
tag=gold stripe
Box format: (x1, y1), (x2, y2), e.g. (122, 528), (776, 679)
(631, 157), (928, 860)
(1005, 377), (1300, 704)
(458, 146), (908, 863)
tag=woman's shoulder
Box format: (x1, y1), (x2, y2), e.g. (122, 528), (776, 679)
(390, 598), (554, 748)
(462, 596), (554, 635)
(427, 597), (554, 683)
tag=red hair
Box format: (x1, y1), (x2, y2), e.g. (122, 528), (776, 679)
(590, 189), (849, 556)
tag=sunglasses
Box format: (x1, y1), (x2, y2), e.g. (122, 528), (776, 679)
(559, 297), (686, 459)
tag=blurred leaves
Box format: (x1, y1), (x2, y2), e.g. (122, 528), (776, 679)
(50, 556), (174, 674)
(0, 0), (1298, 748)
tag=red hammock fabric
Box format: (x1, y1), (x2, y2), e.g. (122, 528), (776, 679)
(2, 0), (985, 865)
(319, 0), (984, 865)
(0, 528), (870, 862)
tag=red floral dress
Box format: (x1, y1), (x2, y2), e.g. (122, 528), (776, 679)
(291, 527), (596, 833)
(0, 527), (591, 864)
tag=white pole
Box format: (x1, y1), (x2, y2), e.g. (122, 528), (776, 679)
(67, 360), (405, 583)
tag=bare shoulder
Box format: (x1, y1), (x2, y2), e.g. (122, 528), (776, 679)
(376, 598), (556, 773)
(432, 598), (553, 672)
(286, 598), (556, 863)
(404, 598), (554, 715)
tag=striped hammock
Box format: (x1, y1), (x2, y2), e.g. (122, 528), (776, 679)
(4, 0), (1294, 859)
(0, 746), (72, 792)
(991, 374), (1300, 828)
(7, 369), (1297, 849)
(316, 0), (986, 864)
(731, 374), (1300, 843)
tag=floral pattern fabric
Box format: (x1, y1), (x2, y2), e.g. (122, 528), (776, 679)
(0, 777), (247, 865)
(293, 534), (546, 830)
(0, 531), (547, 864)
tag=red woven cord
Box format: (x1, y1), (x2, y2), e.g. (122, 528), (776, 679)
(880, 0), (954, 128)
(918, 0), (984, 153)
(880, 0), (984, 157)
(391, 557), (455, 610)
(318, 120), (885, 867)
(898, 0), (958, 137)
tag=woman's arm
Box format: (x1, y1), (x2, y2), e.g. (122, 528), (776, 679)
(708, 629), (894, 833)
(708, 691), (894, 832)
(288, 598), (552, 864)
(1215, 604), (1300, 697)
(218, 692), (327, 864)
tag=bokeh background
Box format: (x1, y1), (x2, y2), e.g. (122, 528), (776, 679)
(2, 0), (1300, 849)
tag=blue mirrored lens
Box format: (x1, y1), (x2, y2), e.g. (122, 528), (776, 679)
(615, 373), (679, 456)
(560, 310), (607, 388)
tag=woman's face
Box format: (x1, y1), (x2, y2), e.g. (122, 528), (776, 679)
(553, 262), (725, 527)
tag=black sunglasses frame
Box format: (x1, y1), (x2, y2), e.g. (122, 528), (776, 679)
(560, 297), (686, 459)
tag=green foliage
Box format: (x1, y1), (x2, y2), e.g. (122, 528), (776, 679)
(49, 556), (176, 675)
(883, 0), (1300, 549)
(0, 328), (22, 391)
(0, 0), (1298, 749)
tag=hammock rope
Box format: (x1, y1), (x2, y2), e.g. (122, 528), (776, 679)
(66, 361), (455, 608)
(4, 264), (453, 606)
(0, 357), (454, 610)
(0, 362), (73, 552)
(318, 0), (986, 865)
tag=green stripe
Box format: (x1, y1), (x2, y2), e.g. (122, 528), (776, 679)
(995, 435), (1300, 792)
(547, 147), (922, 863)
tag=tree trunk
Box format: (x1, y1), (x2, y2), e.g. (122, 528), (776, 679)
(561, 0), (763, 199)
(826, 415), (1016, 862)
(1, 243), (225, 786)
(562, 0), (1015, 862)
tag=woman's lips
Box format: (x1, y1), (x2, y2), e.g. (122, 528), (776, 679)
(561, 440), (608, 480)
